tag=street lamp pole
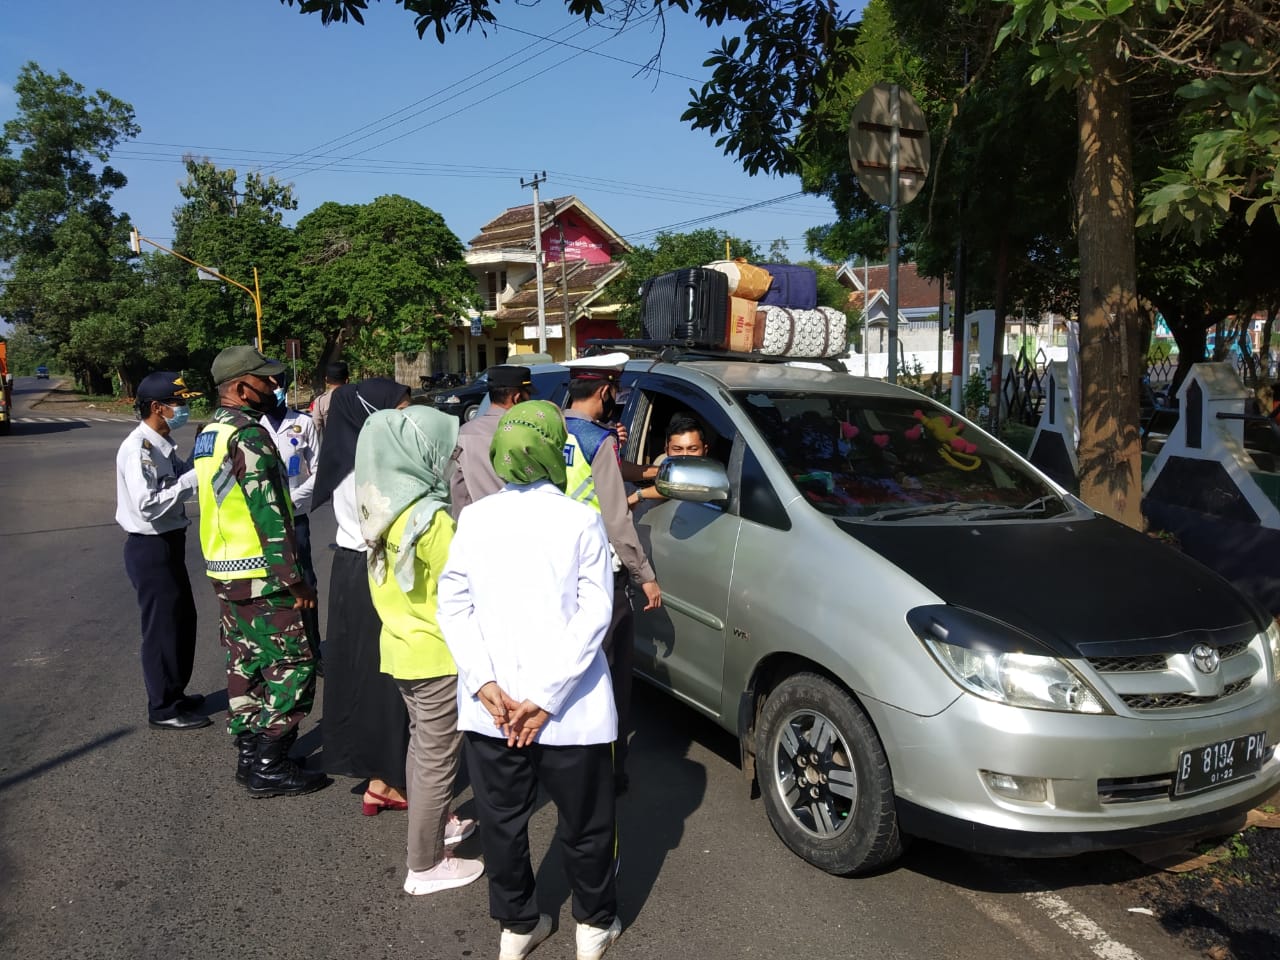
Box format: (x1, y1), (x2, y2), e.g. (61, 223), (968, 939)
(129, 228), (264, 350)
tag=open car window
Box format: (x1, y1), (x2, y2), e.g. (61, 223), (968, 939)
(735, 390), (1073, 522)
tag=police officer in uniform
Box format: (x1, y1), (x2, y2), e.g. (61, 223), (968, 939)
(192, 345), (328, 798)
(448, 364), (533, 519)
(259, 376), (323, 669)
(115, 372), (209, 730)
(564, 367), (661, 794)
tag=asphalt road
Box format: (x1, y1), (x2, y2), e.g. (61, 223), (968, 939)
(0, 379), (1203, 960)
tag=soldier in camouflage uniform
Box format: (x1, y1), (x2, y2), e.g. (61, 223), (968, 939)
(192, 345), (329, 798)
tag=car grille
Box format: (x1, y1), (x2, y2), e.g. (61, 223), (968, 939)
(1097, 773), (1176, 804)
(1087, 641), (1260, 713)
(1120, 678), (1253, 711)
(1086, 641), (1251, 675)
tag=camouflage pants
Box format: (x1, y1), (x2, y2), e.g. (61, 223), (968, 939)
(218, 591), (316, 738)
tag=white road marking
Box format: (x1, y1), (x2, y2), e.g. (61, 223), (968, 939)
(1023, 890), (1146, 960)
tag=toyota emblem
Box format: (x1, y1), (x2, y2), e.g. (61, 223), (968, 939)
(1191, 643), (1221, 674)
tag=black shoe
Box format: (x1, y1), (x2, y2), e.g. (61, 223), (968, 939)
(246, 734), (329, 798)
(234, 733), (258, 785)
(313, 657), (324, 679)
(178, 692), (206, 711)
(149, 712), (212, 731)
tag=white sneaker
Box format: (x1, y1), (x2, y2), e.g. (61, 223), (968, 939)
(575, 917), (622, 960)
(402, 855), (484, 896)
(499, 913), (553, 960)
(444, 814), (477, 846)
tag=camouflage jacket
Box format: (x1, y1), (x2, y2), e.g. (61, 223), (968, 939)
(207, 405), (303, 602)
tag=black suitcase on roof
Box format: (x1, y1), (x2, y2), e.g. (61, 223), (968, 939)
(639, 268), (729, 345)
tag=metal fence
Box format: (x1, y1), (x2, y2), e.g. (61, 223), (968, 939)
(1000, 346), (1049, 426)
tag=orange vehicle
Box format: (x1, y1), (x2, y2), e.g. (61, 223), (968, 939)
(0, 342), (12, 435)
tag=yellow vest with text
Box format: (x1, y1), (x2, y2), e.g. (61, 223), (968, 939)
(192, 421), (284, 579)
(563, 433), (600, 513)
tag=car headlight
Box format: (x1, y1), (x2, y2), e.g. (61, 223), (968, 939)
(923, 639), (1110, 714)
(1266, 619), (1280, 683)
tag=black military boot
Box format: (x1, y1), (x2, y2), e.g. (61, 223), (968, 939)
(234, 732), (258, 785)
(246, 733), (329, 798)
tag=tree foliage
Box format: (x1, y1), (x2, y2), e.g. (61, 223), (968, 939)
(293, 195), (478, 375)
(0, 62), (140, 393)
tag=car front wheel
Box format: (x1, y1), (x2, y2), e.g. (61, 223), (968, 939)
(756, 672), (902, 875)
(463, 404), (480, 422)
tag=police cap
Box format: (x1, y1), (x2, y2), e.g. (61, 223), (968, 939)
(569, 367), (620, 385)
(137, 371), (201, 404)
(487, 365), (534, 390)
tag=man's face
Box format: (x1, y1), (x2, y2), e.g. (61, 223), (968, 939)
(234, 374), (275, 411)
(666, 430), (706, 458)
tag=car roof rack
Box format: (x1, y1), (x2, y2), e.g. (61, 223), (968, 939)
(582, 339), (847, 374)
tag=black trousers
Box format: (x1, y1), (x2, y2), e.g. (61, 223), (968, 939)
(123, 530), (198, 720)
(293, 513), (321, 661)
(464, 733), (617, 930)
(603, 573), (635, 773)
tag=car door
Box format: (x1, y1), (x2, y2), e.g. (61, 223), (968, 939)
(626, 375), (741, 719)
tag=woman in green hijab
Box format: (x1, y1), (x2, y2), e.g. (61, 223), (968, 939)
(354, 405), (482, 897)
(438, 401), (621, 960)
(489, 398), (568, 489)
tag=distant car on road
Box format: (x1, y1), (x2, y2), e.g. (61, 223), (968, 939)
(35, 366), (49, 379)
(429, 371), (488, 422)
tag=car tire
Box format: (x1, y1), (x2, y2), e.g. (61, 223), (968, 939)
(755, 672), (902, 875)
(463, 404), (480, 422)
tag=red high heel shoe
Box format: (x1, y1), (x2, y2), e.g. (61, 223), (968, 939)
(362, 788), (409, 816)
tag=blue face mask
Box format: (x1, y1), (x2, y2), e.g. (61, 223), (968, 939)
(273, 387), (288, 409)
(164, 404), (190, 430)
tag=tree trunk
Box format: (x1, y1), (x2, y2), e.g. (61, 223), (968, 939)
(1074, 45), (1143, 529)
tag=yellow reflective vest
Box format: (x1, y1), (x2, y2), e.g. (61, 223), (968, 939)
(191, 421), (281, 579)
(563, 432), (599, 512)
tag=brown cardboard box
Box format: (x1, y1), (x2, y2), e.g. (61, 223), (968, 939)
(726, 296), (758, 352)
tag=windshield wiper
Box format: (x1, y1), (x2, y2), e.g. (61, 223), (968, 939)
(865, 495), (1065, 522)
(961, 495), (1064, 519)
(865, 501), (988, 521)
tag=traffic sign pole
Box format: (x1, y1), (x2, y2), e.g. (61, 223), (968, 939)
(887, 85), (901, 385)
(848, 82), (930, 387)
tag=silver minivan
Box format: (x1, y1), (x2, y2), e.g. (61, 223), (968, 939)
(608, 355), (1280, 875)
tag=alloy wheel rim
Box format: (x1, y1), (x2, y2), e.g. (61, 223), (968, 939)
(770, 708), (857, 839)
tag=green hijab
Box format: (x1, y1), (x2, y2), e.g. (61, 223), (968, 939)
(490, 400), (568, 491)
(354, 406), (459, 590)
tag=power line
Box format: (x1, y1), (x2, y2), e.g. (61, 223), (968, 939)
(114, 146), (831, 217)
(622, 192), (809, 241)
(269, 19), (607, 181)
(262, 18), (588, 179)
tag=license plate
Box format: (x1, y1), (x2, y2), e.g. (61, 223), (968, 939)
(1174, 732), (1269, 797)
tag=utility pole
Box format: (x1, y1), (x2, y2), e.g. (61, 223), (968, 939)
(521, 172), (549, 354)
(556, 218), (572, 357)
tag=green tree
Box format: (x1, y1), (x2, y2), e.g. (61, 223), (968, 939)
(167, 157), (303, 384)
(293, 195), (478, 375)
(602, 228), (760, 334)
(0, 62), (140, 393)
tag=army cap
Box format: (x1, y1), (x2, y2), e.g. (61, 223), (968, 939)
(137, 371), (201, 404)
(211, 345), (286, 386)
(487, 365), (534, 390)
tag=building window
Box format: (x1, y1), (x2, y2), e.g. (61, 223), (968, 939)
(481, 270), (508, 310)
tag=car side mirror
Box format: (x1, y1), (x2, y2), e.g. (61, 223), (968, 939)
(655, 456), (730, 503)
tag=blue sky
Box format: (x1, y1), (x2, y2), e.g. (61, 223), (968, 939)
(1, 0), (844, 258)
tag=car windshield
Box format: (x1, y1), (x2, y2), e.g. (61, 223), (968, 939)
(736, 390), (1071, 521)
